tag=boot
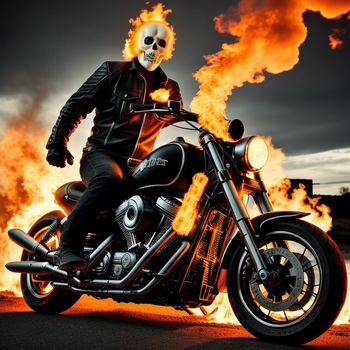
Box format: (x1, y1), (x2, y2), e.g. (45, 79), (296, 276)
(58, 248), (87, 270)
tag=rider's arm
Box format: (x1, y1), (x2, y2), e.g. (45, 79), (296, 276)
(46, 62), (110, 150)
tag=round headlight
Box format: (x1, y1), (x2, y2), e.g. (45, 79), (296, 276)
(233, 136), (269, 171)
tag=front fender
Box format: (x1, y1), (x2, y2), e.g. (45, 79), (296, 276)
(220, 211), (308, 270)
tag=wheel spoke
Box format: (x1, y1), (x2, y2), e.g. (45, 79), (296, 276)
(296, 300), (306, 313)
(304, 282), (320, 287)
(298, 247), (307, 262)
(303, 263), (318, 272)
(236, 229), (325, 328)
(300, 289), (318, 298)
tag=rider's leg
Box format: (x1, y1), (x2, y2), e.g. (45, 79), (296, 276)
(59, 150), (126, 270)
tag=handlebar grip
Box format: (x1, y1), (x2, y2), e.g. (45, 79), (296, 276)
(129, 103), (158, 113)
(129, 102), (198, 124)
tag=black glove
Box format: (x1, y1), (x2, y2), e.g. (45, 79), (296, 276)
(46, 147), (74, 168)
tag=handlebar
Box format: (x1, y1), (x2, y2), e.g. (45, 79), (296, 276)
(129, 100), (244, 141)
(129, 100), (198, 123)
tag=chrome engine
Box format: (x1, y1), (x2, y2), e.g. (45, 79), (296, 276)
(105, 195), (180, 279)
(115, 195), (179, 251)
(110, 252), (137, 279)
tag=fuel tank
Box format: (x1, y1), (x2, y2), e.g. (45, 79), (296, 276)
(127, 140), (204, 196)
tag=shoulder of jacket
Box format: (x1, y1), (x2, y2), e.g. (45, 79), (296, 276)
(167, 78), (180, 89)
(104, 61), (131, 75)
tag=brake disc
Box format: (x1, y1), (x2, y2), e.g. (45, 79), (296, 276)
(250, 247), (304, 312)
(288, 253), (315, 311)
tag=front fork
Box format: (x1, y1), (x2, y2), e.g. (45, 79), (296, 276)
(201, 133), (270, 281)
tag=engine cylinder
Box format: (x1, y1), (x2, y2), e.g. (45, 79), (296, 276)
(116, 195), (156, 233)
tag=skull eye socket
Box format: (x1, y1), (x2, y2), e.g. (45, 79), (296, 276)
(144, 36), (154, 45)
(158, 39), (166, 48)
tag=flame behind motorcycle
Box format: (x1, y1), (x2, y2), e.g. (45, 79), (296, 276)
(6, 104), (347, 345)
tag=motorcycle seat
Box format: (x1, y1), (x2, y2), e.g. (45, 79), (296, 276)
(64, 181), (86, 200)
(55, 181), (86, 213)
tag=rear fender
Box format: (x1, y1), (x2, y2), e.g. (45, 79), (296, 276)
(220, 211), (308, 270)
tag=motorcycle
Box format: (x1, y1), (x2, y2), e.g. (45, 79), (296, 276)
(6, 101), (347, 344)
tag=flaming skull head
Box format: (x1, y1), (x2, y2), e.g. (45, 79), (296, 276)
(123, 4), (175, 71)
(137, 22), (173, 71)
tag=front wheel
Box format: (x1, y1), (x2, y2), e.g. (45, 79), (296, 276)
(20, 211), (81, 314)
(227, 219), (347, 344)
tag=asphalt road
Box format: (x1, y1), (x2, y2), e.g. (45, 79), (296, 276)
(0, 294), (349, 350)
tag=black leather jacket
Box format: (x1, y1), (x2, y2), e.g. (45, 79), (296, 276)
(46, 59), (182, 167)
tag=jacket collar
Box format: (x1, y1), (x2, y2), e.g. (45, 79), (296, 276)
(129, 58), (168, 86)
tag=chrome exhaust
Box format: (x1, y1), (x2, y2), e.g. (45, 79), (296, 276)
(71, 227), (178, 289)
(53, 241), (189, 297)
(5, 261), (69, 278)
(8, 228), (49, 259)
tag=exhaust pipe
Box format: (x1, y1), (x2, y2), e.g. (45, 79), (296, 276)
(53, 241), (190, 297)
(8, 228), (49, 259)
(5, 261), (68, 278)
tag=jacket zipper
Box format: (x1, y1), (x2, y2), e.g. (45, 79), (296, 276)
(103, 69), (125, 146)
(129, 72), (147, 163)
(103, 121), (116, 146)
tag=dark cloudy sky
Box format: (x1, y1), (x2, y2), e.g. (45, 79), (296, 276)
(1, 0), (349, 194)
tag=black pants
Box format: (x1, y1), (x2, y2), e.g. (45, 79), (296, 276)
(60, 150), (128, 251)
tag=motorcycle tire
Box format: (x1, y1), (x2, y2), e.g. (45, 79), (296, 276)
(20, 211), (81, 314)
(227, 218), (347, 344)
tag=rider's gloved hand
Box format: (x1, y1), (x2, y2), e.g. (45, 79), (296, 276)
(46, 146), (74, 168)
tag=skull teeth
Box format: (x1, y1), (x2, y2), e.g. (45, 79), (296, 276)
(144, 52), (158, 63)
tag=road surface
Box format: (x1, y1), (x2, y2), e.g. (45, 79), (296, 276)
(0, 293), (349, 350)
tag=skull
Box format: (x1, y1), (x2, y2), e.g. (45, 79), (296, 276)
(137, 22), (173, 71)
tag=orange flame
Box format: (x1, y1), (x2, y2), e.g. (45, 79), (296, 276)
(261, 139), (333, 232)
(123, 3), (175, 60)
(301, 0), (350, 19)
(150, 88), (170, 103)
(190, 0), (350, 325)
(0, 96), (66, 294)
(329, 32), (344, 49)
(190, 0), (350, 141)
(172, 173), (209, 236)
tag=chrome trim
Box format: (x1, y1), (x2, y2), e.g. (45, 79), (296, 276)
(201, 133), (269, 279)
(6, 261), (69, 279)
(258, 211), (308, 231)
(254, 191), (274, 213)
(60, 217), (67, 225)
(53, 241), (189, 297)
(129, 108), (168, 114)
(127, 157), (142, 168)
(87, 233), (117, 269)
(71, 227), (176, 289)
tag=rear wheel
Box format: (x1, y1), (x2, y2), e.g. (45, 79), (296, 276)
(21, 211), (81, 314)
(227, 219), (347, 344)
